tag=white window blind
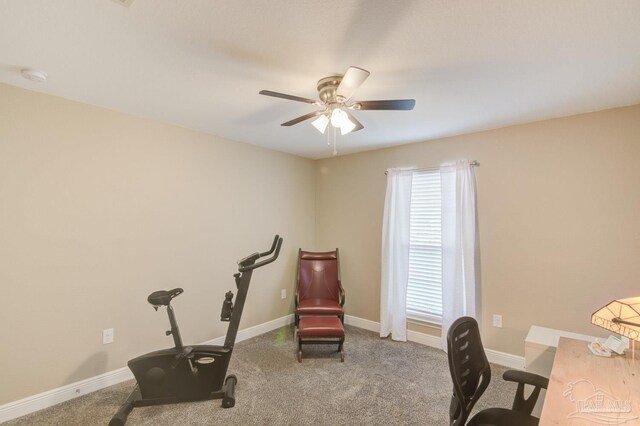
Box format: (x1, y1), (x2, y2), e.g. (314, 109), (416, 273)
(406, 170), (443, 324)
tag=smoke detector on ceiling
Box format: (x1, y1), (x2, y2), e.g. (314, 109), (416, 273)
(110, 0), (135, 7)
(21, 68), (48, 83)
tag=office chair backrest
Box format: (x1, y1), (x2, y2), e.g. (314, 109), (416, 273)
(447, 316), (491, 426)
(297, 250), (341, 302)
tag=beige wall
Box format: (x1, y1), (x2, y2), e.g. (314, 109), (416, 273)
(2, 81), (640, 405)
(0, 84), (315, 404)
(315, 105), (640, 355)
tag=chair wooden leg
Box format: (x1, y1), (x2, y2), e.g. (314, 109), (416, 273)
(294, 315), (300, 341)
(297, 349), (302, 363)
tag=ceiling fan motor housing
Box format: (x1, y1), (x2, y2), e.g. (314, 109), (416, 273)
(317, 76), (344, 105)
(258, 66), (415, 138)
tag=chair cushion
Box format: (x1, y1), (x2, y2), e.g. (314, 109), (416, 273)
(296, 298), (344, 315)
(468, 408), (539, 426)
(298, 316), (344, 338)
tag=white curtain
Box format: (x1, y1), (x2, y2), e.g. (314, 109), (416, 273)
(380, 168), (413, 342)
(440, 160), (480, 350)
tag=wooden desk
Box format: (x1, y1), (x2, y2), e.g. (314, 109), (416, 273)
(540, 337), (640, 425)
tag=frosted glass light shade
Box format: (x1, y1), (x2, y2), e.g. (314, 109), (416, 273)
(311, 114), (329, 134)
(340, 118), (356, 135)
(330, 108), (349, 127)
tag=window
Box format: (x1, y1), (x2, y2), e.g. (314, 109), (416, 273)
(406, 170), (443, 324)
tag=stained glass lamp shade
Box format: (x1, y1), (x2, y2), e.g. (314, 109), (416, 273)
(591, 296), (640, 341)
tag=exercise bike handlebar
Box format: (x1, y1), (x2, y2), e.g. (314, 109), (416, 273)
(259, 234), (280, 258)
(238, 235), (283, 273)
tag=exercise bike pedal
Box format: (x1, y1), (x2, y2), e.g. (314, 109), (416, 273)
(222, 374), (237, 408)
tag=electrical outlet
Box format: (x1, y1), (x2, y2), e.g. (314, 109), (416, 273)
(492, 314), (503, 328)
(281, 289), (286, 299)
(103, 328), (114, 344)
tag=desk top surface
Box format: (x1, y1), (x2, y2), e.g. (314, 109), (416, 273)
(540, 337), (640, 425)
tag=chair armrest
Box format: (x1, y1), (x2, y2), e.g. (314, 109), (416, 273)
(503, 370), (549, 389)
(339, 280), (345, 307)
(502, 370), (549, 415)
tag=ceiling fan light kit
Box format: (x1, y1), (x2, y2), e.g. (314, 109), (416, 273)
(311, 114), (329, 134)
(259, 66), (415, 154)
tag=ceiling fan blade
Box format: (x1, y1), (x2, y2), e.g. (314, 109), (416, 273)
(344, 110), (364, 132)
(259, 90), (319, 105)
(281, 110), (324, 126)
(352, 99), (416, 111)
(335, 67), (370, 102)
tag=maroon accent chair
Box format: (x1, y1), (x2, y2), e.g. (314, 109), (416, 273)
(295, 249), (345, 327)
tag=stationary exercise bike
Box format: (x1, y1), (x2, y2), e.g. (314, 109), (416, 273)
(109, 235), (283, 425)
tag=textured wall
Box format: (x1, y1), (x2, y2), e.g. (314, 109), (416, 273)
(315, 104), (640, 355)
(0, 84), (315, 403)
(2, 80), (639, 404)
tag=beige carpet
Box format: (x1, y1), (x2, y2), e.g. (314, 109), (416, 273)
(5, 325), (517, 425)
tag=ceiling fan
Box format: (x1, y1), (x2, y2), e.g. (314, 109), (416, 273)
(259, 67), (415, 137)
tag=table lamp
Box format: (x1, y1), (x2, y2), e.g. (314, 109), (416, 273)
(592, 296), (640, 367)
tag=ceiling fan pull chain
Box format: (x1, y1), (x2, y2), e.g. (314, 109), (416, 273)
(333, 127), (338, 156)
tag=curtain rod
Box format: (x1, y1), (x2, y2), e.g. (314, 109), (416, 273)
(384, 161), (479, 175)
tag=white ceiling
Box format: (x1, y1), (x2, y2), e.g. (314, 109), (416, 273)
(1, 0), (639, 159)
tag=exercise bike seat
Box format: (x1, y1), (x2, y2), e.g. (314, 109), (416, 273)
(147, 288), (183, 306)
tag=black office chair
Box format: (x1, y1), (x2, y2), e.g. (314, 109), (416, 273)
(447, 316), (549, 426)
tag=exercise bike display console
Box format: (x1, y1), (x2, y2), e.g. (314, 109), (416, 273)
(109, 235), (283, 425)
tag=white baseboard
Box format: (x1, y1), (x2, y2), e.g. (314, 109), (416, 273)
(344, 314), (379, 332)
(345, 314), (525, 370)
(1, 313), (523, 423)
(485, 348), (525, 370)
(201, 314), (294, 346)
(0, 367), (134, 423)
(407, 328), (443, 348)
(0, 314), (295, 423)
